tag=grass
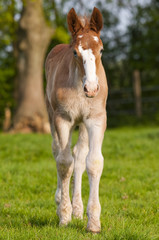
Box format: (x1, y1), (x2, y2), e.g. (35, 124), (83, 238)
(0, 126), (159, 240)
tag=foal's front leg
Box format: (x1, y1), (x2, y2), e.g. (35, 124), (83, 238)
(72, 123), (88, 219)
(54, 116), (74, 225)
(85, 114), (106, 233)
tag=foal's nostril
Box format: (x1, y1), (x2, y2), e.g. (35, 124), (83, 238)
(93, 85), (99, 93)
(84, 83), (99, 97)
(84, 85), (88, 92)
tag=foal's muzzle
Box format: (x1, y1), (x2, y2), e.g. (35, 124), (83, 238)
(83, 82), (99, 98)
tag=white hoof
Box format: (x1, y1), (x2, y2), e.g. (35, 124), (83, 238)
(72, 201), (83, 219)
(87, 218), (101, 233)
(58, 201), (72, 226)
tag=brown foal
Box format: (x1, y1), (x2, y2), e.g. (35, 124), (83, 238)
(45, 7), (108, 233)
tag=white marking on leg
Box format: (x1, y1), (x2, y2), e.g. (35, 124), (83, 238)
(57, 148), (74, 225)
(52, 131), (62, 210)
(55, 172), (61, 205)
(85, 116), (106, 233)
(55, 118), (74, 225)
(72, 124), (88, 219)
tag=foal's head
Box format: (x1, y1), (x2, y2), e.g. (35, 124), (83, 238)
(67, 7), (104, 98)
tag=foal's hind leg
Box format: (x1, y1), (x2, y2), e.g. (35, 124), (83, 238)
(46, 97), (62, 213)
(54, 116), (74, 225)
(52, 131), (61, 208)
(72, 123), (88, 219)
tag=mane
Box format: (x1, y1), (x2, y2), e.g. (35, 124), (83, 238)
(78, 16), (90, 29)
(70, 16), (90, 44)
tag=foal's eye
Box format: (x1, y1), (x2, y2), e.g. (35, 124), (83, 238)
(73, 50), (78, 57)
(100, 49), (104, 55)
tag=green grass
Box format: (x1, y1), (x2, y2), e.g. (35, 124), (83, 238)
(0, 127), (159, 240)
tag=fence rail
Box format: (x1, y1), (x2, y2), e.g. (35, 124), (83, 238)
(107, 84), (159, 117)
(109, 86), (159, 94)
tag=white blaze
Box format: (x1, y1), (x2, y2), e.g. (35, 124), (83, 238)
(78, 44), (97, 84)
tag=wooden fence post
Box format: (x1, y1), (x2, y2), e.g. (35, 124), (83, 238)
(3, 107), (11, 131)
(133, 70), (142, 118)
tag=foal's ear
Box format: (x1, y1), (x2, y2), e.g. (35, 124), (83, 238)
(90, 7), (103, 34)
(67, 8), (83, 37)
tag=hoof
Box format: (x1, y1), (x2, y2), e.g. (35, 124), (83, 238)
(59, 213), (72, 226)
(72, 210), (83, 219)
(59, 218), (71, 226)
(72, 201), (83, 219)
(58, 201), (72, 226)
(87, 219), (101, 233)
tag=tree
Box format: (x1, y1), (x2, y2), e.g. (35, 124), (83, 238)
(12, 0), (53, 133)
(127, 0), (159, 79)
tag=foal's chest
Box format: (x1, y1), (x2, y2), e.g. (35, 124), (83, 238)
(56, 88), (91, 123)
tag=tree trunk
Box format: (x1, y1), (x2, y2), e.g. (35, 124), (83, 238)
(12, 0), (53, 133)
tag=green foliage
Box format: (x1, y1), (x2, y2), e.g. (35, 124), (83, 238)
(0, 0), (70, 129)
(0, 127), (159, 239)
(0, 0), (19, 127)
(0, 59), (16, 123)
(53, 26), (70, 44)
(48, 26), (70, 52)
(127, 1), (159, 77)
(101, 1), (159, 124)
(100, 0), (159, 89)
(0, 0), (159, 129)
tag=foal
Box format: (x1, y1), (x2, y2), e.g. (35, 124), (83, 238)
(45, 7), (108, 233)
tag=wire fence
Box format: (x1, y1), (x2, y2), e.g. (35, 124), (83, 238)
(107, 85), (159, 117)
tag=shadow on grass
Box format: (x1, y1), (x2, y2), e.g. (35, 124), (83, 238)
(29, 215), (90, 236)
(29, 215), (86, 230)
(147, 131), (159, 139)
(113, 232), (149, 240)
(29, 215), (59, 227)
(68, 219), (87, 232)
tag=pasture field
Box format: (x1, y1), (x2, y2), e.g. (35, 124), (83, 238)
(0, 127), (159, 240)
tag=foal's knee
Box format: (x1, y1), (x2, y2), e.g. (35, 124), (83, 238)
(56, 149), (74, 179)
(73, 144), (88, 172)
(86, 152), (103, 177)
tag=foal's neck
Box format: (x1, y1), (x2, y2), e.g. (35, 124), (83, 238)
(69, 57), (83, 89)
